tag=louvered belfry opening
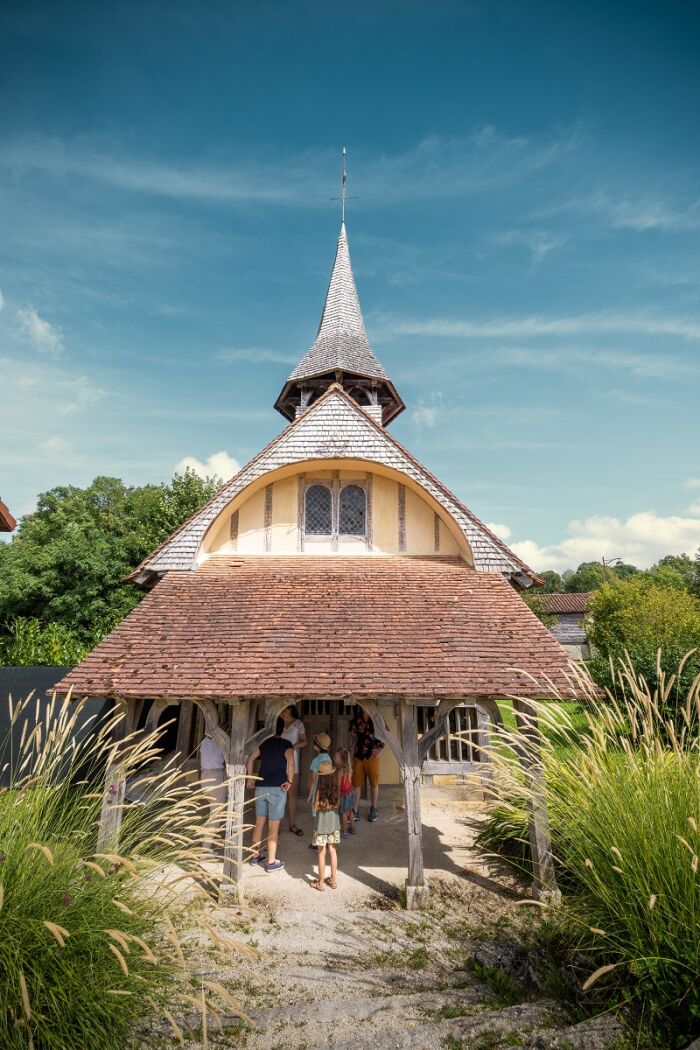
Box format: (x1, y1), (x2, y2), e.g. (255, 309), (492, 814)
(274, 223), (405, 425)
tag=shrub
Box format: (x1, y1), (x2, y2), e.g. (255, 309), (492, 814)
(477, 658), (700, 1047)
(0, 617), (95, 666)
(588, 578), (700, 732)
(0, 693), (234, 1049)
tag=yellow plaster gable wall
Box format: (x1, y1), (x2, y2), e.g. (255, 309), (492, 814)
(200, 462), (468, 561)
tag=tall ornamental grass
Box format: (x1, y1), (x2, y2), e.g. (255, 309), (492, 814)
(0, 692), (241, 1050)
(476, 656), (700, 1046)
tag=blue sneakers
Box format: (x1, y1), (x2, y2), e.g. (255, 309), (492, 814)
(265, 859), (285, 873)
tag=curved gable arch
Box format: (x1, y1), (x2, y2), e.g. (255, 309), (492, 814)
(199, 458), (475, 563)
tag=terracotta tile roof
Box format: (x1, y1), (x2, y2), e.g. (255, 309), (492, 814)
(0, 498), (16, 532)
(538, 592), (592, 615)
(56, 556), (580, 701)
(130, 385), (542, 585)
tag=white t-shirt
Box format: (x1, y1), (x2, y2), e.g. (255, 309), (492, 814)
(281, 719), (305, 773)
(199, 736), (225, 770)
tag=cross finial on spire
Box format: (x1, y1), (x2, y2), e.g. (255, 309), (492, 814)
(330, 146), (357, 221)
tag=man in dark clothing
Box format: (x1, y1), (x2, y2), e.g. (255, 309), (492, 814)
(246, 729), (295, 873)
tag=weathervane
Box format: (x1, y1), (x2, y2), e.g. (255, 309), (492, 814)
(330, 146), (357, 222)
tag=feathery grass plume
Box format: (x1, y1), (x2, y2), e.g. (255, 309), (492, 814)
(0, 691), (247, 1049)
(475, 653), (700, 1047)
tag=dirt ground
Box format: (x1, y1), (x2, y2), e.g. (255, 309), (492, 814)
(237, 789), (508, 914)
(139, 793), (627, 1050)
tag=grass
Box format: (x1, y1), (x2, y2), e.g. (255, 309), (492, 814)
(479, 655), (700, 1047)
(0, 692), (249, 1049)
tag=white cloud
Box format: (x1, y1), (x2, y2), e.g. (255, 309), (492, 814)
(485, 522), (512, 540)
(38, 436), (70, 454)
(0, 289), (5, 313)
(176, 451), (240, 481)
(510, 509), (700, 573)
(0, 356), (103, 415)
(684, 478), (700, 490)
(216, 347), (297, 365)
(380, 311), (700, 343)
(17, 306), (64, 357)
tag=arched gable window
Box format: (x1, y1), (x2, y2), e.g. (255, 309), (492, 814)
(339, 484), (366, 536)
(304, 484), (332, 535)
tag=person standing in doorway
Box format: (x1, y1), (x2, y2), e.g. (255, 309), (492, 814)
(278, 705), (306, 836)
(199, 734), (226, 853)
(246, 728), (295, 873)
(349, 708), (384, 823)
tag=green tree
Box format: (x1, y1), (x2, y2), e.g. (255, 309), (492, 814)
(588, 577), (700, 715)
(563, 559), (638, 593)
(0, 470), (219, 654)
(536, 570), (564, 593)
(564, 561), (608, 592)
(643, 553), (697, 593)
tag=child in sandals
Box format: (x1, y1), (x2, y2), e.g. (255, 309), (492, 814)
(310, 758), (340, 891)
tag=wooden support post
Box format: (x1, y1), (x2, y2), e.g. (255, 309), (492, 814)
(175, 700), (196, 766)
(398, 702), (428, 910)
(221, 703), (248, 902)
(512, 698), (560, 903)
(97, 698), (138, 851)
(363, 697), (462, 910)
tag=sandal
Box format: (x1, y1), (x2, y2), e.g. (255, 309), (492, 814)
(326, 878), (337, 890)
(289, 825), (304, 836)
(311, 879), (324, 892)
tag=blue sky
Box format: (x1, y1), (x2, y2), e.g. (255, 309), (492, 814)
(1, 0), (700, 570)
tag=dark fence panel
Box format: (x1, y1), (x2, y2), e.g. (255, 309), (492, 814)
(0, 667), (112, 787)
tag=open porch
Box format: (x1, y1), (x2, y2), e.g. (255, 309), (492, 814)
(55, 556), (581, 908)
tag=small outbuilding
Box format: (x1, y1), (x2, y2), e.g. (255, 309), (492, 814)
(539, 592), (592, 660)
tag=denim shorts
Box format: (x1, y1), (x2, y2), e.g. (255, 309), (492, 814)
(254, 786), (287, 822)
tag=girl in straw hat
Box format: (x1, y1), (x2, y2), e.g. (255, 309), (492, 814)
(310, 758), (340, 891)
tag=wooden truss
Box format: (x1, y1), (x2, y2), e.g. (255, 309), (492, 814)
(98, 694), (559, 909)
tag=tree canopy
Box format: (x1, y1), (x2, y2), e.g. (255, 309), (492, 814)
(587, 577), (700, 719)
(0, 471), (219, 661)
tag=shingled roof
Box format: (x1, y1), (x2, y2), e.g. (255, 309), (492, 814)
(55, 557), (579, 701)
(129, 384), (541, 585)
(538, 592), (591, 615)
(274, 224), (405, 424)
(289, 223), (387, 382)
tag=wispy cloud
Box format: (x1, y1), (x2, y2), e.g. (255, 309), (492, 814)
(17, 306), (64, 357)
(1, 126), (579, 207)
(495, 228), (566, 264)
(38, 436), (70, 454)
(0, 289), (5, 313)
(216, 347), (298, 365)
(379, 310), (700, 342)
(0, 356), (103, 415)
(549, 190), (700, 233)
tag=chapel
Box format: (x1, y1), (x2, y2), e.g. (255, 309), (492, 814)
(56, 218), (580, 906)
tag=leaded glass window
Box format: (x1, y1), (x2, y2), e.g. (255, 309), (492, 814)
(339, 484), (366, 536)
(304, 484), (332, 535)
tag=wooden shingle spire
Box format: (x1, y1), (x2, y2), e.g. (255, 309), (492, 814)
(274, 223), (404, 425)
